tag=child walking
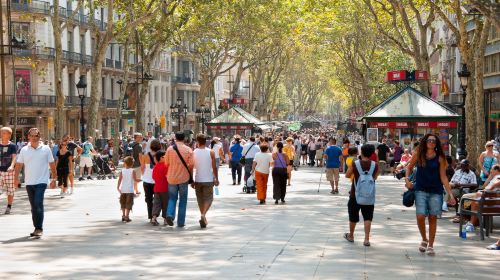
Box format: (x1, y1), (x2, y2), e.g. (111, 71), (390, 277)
(151, 151), (169, 226)
(117, 156), (141, 222)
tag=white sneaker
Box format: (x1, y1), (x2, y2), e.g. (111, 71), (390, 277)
(69, 188), (74, 195)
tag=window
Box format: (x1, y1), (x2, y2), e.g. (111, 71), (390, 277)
(11, 22), (29, 41)
(492, 54), (498, 73)
(154, 86), (158, 102)
(80, 34), (85, 55)
(68, 73), (75, 97)
(485, 56), (490, 74)
(111, 78), (114, 99)
(68, 30), (74, 52)
(161, 87), (164, 102)
(102, 77), (106, 99)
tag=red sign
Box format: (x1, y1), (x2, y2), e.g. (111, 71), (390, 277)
(372, 122), (409, 128)
(415, 121), (457, 128)
(222, 98), (248, 105)
(385, 70), (407, 82)
(415, 70), (429, 80)
(206, 125), (252, 129)
(370, 121), (456, 128)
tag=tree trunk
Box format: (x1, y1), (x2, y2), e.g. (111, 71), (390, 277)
(87, 52), (106, 139)
(52, 0), (64, 139)
(113, 40), (131, 165)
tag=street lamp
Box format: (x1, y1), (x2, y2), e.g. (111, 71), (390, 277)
(457, 63), (470, 158)
(170, 97), (188, 131)
(196, 104), (211, 134)
(76, 75), (87, 143)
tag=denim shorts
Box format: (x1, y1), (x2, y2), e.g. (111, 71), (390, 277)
(415, 191), (443, 216)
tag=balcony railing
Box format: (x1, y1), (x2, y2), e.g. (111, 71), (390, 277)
(5, 95), (119, 108)
(172, 76), (198, 84)
(105, 58), (114, 68)
(10, 0), (50, 15)
(114, 60), (122, 69)
(13, 47), (55, 59)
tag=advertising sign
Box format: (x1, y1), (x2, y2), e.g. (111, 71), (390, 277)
(14, 69), (31, 103)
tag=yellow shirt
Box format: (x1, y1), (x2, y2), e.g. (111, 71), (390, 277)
(346, 156), (356, 181)
(283, 144), (295, 161)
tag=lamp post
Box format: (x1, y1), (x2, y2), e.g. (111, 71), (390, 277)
(457, 63), (470, 158)
(76, 75), (87, 143)
(196, 104), (211, 134)
(170, 97), (188, 131)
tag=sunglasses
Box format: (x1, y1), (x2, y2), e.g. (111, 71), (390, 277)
(426, 139), (437, 143)
(29, 134), (40, 138)
(487, 145), (494, 147)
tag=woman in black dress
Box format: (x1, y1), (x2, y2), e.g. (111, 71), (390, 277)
(56, 143), (73, 195)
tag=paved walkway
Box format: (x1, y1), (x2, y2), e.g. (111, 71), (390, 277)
(0, 165), (498, 279)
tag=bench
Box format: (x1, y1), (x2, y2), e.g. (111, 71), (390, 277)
(459, 191), (500, 240)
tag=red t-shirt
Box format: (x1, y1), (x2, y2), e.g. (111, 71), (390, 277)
(152, 163), (169, 193)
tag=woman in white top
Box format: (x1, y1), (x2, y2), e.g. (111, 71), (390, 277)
(252, 144), (274, 204)
(141, 139), (161, 225)
(210, 137), (224, 169)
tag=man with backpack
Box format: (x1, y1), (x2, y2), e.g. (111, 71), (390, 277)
(79, 137), (96, 181)
(344, 144), (379, 247)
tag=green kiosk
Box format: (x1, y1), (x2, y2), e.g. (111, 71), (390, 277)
(361, 86), (460, 156)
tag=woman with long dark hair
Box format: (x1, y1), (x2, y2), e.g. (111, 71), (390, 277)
(272, 142), (289, 204)
(405, 134), (456, 255)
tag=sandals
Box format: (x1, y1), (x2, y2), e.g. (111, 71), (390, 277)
(486, 244), (500, 250)
(419, 240), (428, 252)
(452, 217), (462, 223)
(363, 241), (371, 247)
(343, 233), (354, 243)
(427, 247), (435, 256)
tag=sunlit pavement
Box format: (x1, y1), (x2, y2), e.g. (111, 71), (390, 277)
(0, 164), (498, 279)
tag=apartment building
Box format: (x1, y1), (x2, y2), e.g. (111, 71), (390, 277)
(213, 61), (253, 116)
(433, 18), (500, 140)
(2, 0), (175, 140)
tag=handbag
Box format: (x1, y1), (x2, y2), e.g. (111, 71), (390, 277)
(276, 153), (289, 180)
(403, 188), (415, 207)
(173, 144), (193, 184)
(240, 143), (255, 165)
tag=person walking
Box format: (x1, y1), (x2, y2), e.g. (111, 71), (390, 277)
(229, 137), (243, 185)
(283, 137), (295, 186)
(117, 156), (142, 223)
(252, 144), (273, 205)
(130, 133), (144, 195)
(165, 132), (193, 227)
(242, 136), (261, 193)
(307, 136), (316, 166)
(344, 144), (378, 246)
(272, 142), (289, 204)
(0, 127), (17, 214)
(55, 142), (73, 196)
(210, 137), (224, 170)
(141, 139), (161, 225)
(61, 135), (81, 194)
(193, 134), (219, 228)
(323, 137), (343, 194)
(405, 134), (456, 255)
(293, 135), (301, 170)
(301, 138), (308, 165)
(151, 151), (168, 226)
(13, 128), (57, 237)
(79, 136), (96, 181)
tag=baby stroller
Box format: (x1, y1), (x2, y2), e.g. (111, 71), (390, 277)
(94, 155), (115, 180)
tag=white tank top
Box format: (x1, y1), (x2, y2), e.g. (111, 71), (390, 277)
(193, 147), (214, 182)
(142, 152), (155, 184)
(120, 168), (135, 193)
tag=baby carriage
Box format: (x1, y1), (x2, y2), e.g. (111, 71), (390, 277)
(94, 155), (115, 180)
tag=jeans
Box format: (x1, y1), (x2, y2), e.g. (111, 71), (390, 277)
(415, 191), (443, 216)
(308, 151), (316, 166)
(230, 161), (242, 183)
(167, 182), (189, 226)
(26, 184), (47, 230)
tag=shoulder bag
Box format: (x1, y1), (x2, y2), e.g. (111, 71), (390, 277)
(240, 143), (255, 165)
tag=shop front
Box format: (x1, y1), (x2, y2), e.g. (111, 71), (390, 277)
(362, 86), (460, 155)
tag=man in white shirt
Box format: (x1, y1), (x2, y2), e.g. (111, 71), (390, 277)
(14, 128), (57, 238)
(241, 136), (261, 193)
(143, 131), (155, 154)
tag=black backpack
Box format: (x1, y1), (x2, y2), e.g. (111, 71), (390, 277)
(125, 142), (136, 157)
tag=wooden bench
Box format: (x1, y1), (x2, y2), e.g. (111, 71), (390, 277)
(459, 191), (500, 240)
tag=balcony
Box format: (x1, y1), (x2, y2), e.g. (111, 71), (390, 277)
(13, 47), (55, 60)
(5, 95), (119, 109)
(10, 0), (50, 15)
(105, 58), (114, 68)
(63, 51), (82, 64)
(114, 60), (122, 69)
(172, 76), (197, 84)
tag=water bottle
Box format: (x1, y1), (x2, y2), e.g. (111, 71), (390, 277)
(461, 224), (467, 239)
(465, 222), (475, 232)
(214, 186), (220, 196)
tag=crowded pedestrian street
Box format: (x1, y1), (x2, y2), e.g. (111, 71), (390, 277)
(0, 165), (497, 280)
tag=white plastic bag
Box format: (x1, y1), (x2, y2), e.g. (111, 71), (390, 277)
(247, 174), (255, 188)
